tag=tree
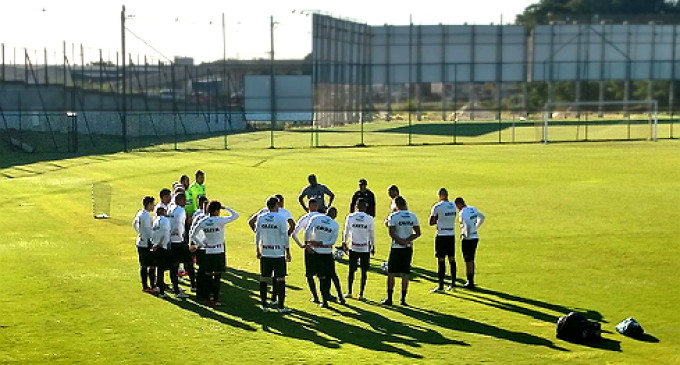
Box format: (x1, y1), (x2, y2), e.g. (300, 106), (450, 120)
(516, 0), (680, 27)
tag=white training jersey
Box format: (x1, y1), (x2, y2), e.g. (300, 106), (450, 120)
(154, 201), (169, 215)
(255, 212), (289, 258)
(251, 207), (293, 222)
(388, 210), (420, 249)
(293, 211), (322, 241)
(132, 209), (153, 247)
(190, 208), (239, 254)
(305, 215), (339, 254)
(343, 212), (375, 253)
(151, 216), (171, 250)
(430, 200), (457, 236)
(167, 204), (187, 243)
(459, 206), (485, 240)
(192, 209), (206, 219)
(189, 210), (208, 245)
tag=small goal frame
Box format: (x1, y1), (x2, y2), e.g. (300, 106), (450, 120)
(542, 100), (658, 143)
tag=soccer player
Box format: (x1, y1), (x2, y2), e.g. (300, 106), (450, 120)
(155, 188), (172, 214)
(150, 205), (171, 298)
(168, 193), (191, 297)
(455, 197), (486, 289)
(133, 196), (156, 293)
(383, 197), (421, 306)
(179, 174), (190, 190)
(298, 174), (335, 213)
(255, 196), (292, 313)
(343, 199), (375, 300)
(248, 194), (295, 235)
(305, 207), (343, 308)
(384, 184), (402, 227)
(188, 196), (210, 299)
(248, 194), (296, 305)
(387, 185), (401, 212)
(429, 188), (457, 293)
(186, 170), (206, 217)
(349, 178), (376, 217)
(189, 201), (239, 307)
(291, 199), (323, 303)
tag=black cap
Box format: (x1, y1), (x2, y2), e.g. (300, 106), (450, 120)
(358, 178), (367, 185)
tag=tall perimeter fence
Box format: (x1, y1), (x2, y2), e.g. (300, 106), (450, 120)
(1, 13), (679, 153)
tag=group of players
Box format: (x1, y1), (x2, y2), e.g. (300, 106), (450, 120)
(133, 171), (486, 313)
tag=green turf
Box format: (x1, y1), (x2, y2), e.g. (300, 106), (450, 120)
(0, 137), (679, 364)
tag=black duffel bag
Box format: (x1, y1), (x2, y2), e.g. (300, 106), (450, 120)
(556, 312), (602, 342)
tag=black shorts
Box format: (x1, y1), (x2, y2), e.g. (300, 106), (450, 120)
(201, 252), (226, 273)
(349, 250), (370, 271)
(462, 239), (479, 262)
(388, 247), (413, 274)
(315, 254), (336, 278)
(435, 235), (456, 258)
(260, 257), (287, 278)
(304, 251), (317, 277)
(194, 249), (205, 267)
(171, 242), (192, 263)
(137, 245), (153, 267)
(155, 247), (173, 270)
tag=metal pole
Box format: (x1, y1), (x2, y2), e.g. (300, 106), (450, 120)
(44, 48), (49, 85)
(408, 14), (413, 145)
(222, 12), (229, 149)
(269, 15), (276, 149)
(100, 49), (104, 92)
(121, 5), (128, 152)
(81, 44), (85, 90)
(598, 24), (606, 118)
(497, 17), (503, 143)
(1, 43), (4, 82)
(670, 25), (677, 139)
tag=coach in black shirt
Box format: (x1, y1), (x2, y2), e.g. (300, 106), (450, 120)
(350, 178), (376, 217)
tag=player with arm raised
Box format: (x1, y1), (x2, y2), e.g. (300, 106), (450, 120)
(343, 199), (375, 300)
(291, 199), (322, 303)
(382, 197), (421, 306)
(189, 201), (239, 307)
(255, 197), (292, 313)
(150, 206), (171, 298)
(429, 188), (458, 293)
(306, 207), (342, 308)
(298, 174), (335, 213)
(455, 197), (486, 289)
(132, 196), (156, 293)
(248, 194), (295, 235)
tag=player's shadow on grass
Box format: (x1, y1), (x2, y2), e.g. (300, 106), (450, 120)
(368, 301), (568, 351)
(167, 267), (467, 358)
(406, 265), (606, 325)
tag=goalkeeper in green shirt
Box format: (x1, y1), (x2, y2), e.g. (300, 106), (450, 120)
(186, 170), (206, 217)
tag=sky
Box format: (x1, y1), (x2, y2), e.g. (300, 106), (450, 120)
(0, 0), (536, 64)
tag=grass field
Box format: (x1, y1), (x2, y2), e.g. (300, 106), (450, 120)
(0, 134), (679, 364)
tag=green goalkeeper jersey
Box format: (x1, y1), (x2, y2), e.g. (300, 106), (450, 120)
(186, 183), (206, 216)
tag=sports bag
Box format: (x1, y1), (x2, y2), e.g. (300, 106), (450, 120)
(556, 312), (602, 342)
